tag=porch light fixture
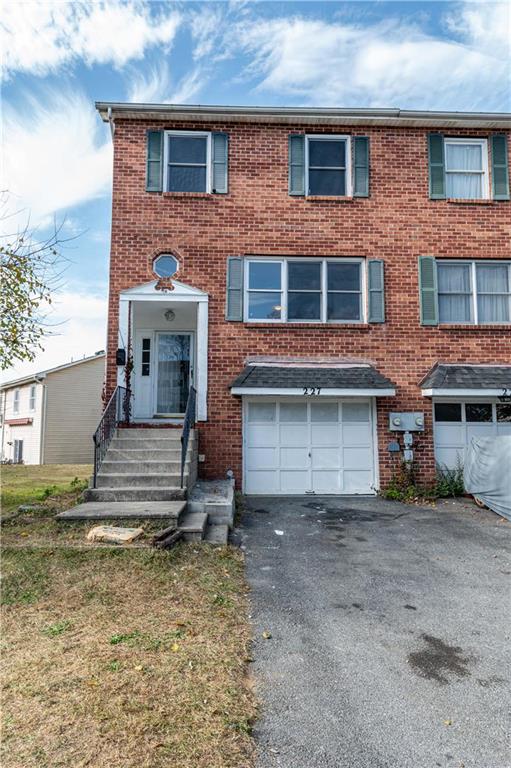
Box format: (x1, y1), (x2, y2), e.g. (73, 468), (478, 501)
(153, 253), (178, 278)
(164, 309), (176, 322)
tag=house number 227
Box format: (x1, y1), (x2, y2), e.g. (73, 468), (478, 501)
(303, 387), (322, 396)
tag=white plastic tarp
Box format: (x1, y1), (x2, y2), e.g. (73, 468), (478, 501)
(464, 436), (511, 520)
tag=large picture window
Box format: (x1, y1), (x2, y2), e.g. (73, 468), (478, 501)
(437, 261), (510, 324)
(245, 258), (364, 323)
(306, 136), (351, 196)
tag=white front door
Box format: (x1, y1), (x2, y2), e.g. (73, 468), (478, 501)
(243, 398), (376, 495)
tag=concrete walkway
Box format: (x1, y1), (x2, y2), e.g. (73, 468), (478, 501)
(242, 496), (510, 768)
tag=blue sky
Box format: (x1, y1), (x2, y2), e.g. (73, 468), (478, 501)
(2, 0), (510, 381)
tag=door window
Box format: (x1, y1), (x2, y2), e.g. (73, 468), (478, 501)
(156, 334), (191, 414)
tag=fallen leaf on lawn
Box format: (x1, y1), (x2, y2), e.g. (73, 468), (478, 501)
(20, 532), (29, 537)
(262, 631), (272, 639)
(85, 678), (99, 687)
(444, 719), (452, 726)
(171, 642), (180, 652)
(134, 665), (143, 671)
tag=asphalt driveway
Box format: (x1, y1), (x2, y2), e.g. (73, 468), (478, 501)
(241, 496), (510, 768)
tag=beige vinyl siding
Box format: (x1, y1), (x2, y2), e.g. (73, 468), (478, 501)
(0, 382), (44, 464)
(43, 356), (104, 464)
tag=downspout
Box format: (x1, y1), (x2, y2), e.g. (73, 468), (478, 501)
(107, 106), (115, 139)
(36, 376), (47, 465)
(0, 389), (6, 460)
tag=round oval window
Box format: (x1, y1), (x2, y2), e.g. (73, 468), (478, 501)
(153, 254), (178, 278)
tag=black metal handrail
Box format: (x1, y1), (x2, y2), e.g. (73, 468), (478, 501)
(180, 386), (197, 488)
(93, 386), (130, 487)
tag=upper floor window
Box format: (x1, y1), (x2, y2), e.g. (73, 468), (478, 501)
(306, 136), (351, 196)
(13, 389), (20, 414)
(444, 139), (489, 200)
(245, 258), (364, 323)
(29, 385), (36, 411)
(165, 132), (211, 193)
(146, 130), (228, 194)
(437, 260), (510, 324)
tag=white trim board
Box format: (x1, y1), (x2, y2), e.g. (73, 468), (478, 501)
(422, 388), (510, 397)
(232, 387), (396, 397)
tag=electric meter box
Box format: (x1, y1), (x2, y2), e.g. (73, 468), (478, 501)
(389, 412), (425, 432)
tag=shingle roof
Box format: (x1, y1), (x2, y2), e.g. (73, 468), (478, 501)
(231, 365), (395, 390)
(421, 364), (511, 390)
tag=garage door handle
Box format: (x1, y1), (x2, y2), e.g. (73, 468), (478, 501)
(308, 452), (311, 458)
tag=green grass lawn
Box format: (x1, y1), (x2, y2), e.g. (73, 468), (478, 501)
(1, 464), (91, 516)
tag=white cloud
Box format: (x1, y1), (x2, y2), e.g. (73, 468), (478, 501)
(232, 2), (510, 110)
(2, 90), (112, 225)
(1, 0), (181, 79)
(127, 62), (205, 104)
(0, 289), (108, 384)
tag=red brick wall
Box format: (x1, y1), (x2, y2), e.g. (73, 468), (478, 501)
(106, 118), (511, 488)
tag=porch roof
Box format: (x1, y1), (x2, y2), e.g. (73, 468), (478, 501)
(230, 364), (396, 397)
(421, 364), (511, 397)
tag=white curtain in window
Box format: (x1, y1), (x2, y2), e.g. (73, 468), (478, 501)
(477, 265), (510, 322)
(438, 264), (472, 322)
(445, 144), (483, 199)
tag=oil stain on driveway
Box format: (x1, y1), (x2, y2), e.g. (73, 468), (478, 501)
(241, 497), (510, 768)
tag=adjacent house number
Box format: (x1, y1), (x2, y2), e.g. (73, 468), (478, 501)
(303, 387), (322, 396)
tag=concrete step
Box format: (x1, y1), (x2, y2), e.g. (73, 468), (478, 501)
(106, 449), (184, 461)
(204, 523), (229, 546)
(110, 437), (185, 450)
(96, 473), (187, 488)
(84, 487), (186, 502)
(57, 500), (186, 521)
(100, 461), (188, 474)
(117, 428), (189, 438)
(178, 512), (208, 542)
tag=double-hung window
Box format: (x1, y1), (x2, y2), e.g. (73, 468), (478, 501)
(437, 260), (511, 324)
(306, 135), (351, 196)
(444, 138), (489, 200)
(164, 131), (211, 193)
(13, 389), (20, 414)
(29, 385), (36, 411)
(245, 258), (364, 323)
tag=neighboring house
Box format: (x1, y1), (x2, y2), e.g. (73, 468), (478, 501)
(95, 102), (511, 495)
(1, 352), (105, 465)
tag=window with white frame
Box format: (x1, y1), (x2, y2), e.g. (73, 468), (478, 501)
(306, 135), (351, 196)
(444, 138), (489, 200)
(164, 131), (210, 193)
(437, 260), (511, 324)
(13, 439), (23, 463)
(245, 258), (364, 322)
(13, 389), (20, 414)
(29, 385), (36, 411)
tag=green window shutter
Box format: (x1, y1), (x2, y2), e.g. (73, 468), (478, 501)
(367, 259), (385, 322)
(428, 133), (445, 199)
(212, 132), (228, 194)
(226, 257), (244, 321)
(288, 135), (305, 195)
(146, 130), (163, 192)
(353, 137), (370, 197)
(418, 256), (438, 326)
(491, 134), (510, 200)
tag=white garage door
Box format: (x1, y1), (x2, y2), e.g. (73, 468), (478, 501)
(434, 401), (511, 469)
(244, 399), (376, 495)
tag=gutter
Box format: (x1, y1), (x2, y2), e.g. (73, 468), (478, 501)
(95, 102), (511, 129)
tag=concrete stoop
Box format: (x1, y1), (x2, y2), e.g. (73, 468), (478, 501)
(187, 479), (235, 528)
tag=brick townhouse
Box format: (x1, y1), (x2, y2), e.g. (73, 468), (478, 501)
(95, 103), (511, 495)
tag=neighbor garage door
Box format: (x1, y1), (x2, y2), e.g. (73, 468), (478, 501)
(433, 401), (511, 469)
(244, 399), (376, 495)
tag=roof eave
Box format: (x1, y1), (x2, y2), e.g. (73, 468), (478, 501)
(95, 102), (511, 130)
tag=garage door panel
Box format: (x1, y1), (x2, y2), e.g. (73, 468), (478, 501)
(311, 447), (341, 469)
(280, 447), (309, 469)
(344, 470), (373, 493)
(467, 424), (495, 440)
(280, 470), (309, 493)
(435, 447), (464, 468)
(343, 447), (373, 469)
(311, 424), (339, 446)
(280, 424), (308, 445)
(245, 471), (278, 494)
(247, 424), (278, 446)
(343, 424), (372, 445)
(312, 471), (341, 493)
(435, 424), (465, 446)
(497, 423), (511, 436)
(246, 447), (277, 470)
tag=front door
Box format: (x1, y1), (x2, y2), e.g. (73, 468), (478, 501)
(155, 333), (192, 416)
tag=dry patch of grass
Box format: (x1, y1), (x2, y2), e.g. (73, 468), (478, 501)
(1, 464), (91, 517)
(2, 544), (256, 768)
